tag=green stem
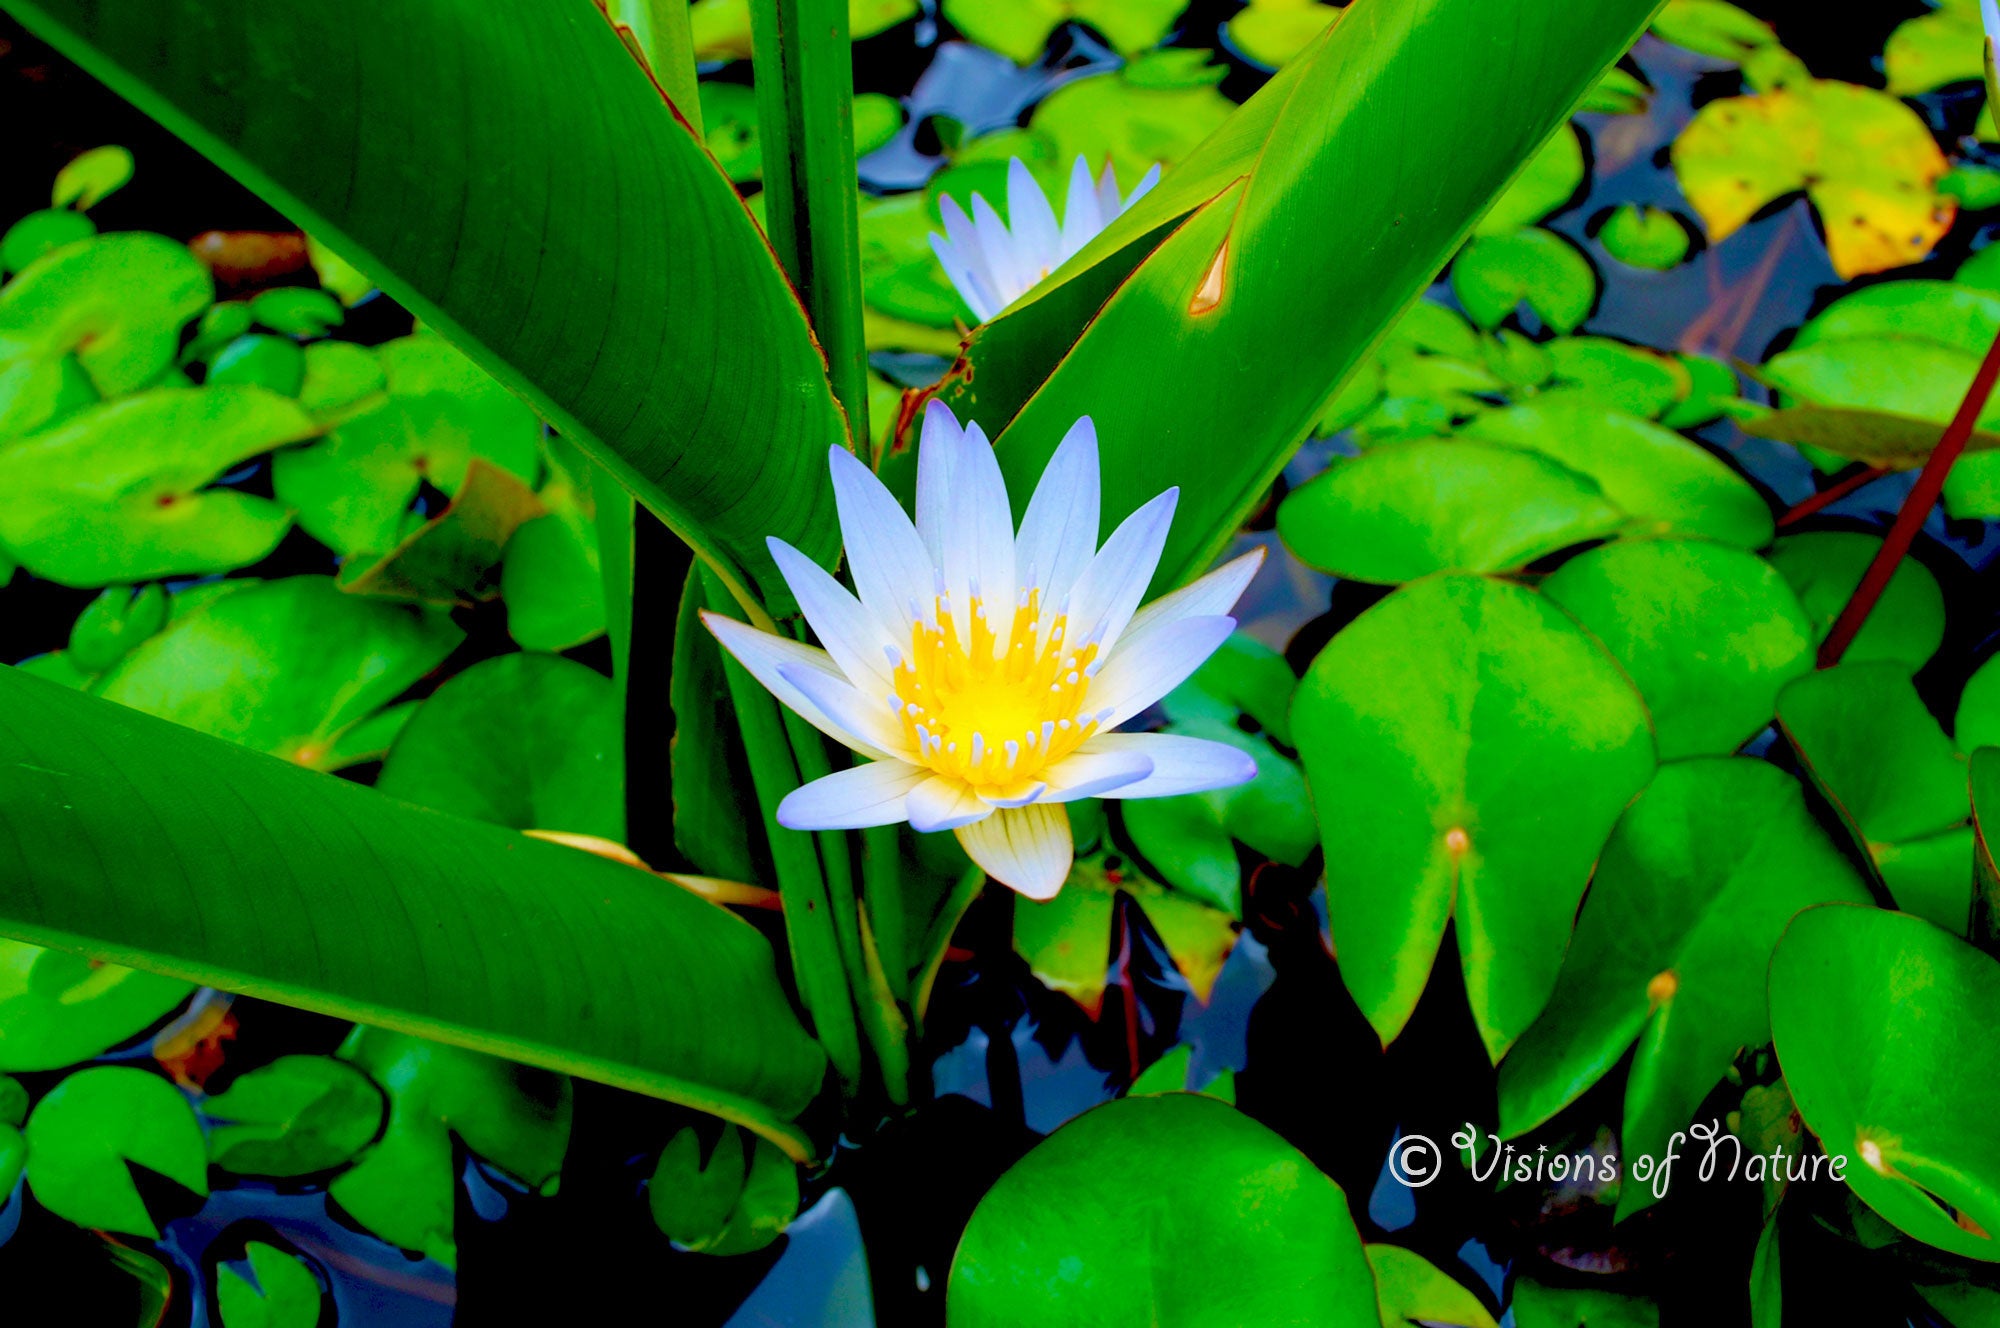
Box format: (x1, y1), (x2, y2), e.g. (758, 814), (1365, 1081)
(701, 571), (863, 1095)
(605, 0), (702, 126)
(860, 824), (906, 1002)
(748, 0), (870, 443)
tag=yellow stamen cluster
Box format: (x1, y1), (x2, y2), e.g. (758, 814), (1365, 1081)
(891, 591), (1102, 789)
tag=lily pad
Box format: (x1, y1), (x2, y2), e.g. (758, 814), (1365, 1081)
(649, 1123), (798, 1256)
(24, 1066), (208, 1238)
(52, 145), (134, 210)
(67, 583), (170, 674)
(1498, 757), (1870, 1217)
(1672, 79), (1954, 279)
(1292, 574), (1656, 1058)
(1542, 539), (1813, 759)
(943, 0), (1188, 64)
(0, 938), (194, 1071)
(0, 386), (310, 586)
(1650, 0), (1776, 60)
(1277, 439), (1622, 584)
(1510, 1278), (1658, 1328)
(949, 1094), (1379, 1328)
(0, 208), (95, 275)
(1014, 851), (1240, 1012)
(501, 440), (605, 651)
(1545, 337), (1695, 419)
(1029, 56), (1234, 181)
(207, 334), (306, 395)
(1765, 532), (1944, 671)
(297, 340), (385, 420)
(1476, 126), (1587, 238)
(1742, 406), (2000, 470)
(1600, 204), (1693, 270)
(1770, 904), (2000, 1261)
(339, 458), (545, 605)
(217, 1242), (323, 1328)
(331, 1026), (572, 1269)
(1884, 0), (1983, 96)
(1461, 394), (1774, 548)
(376, 652), (622, 841)
(1777, 663), (1971, 931)
(94, 575), (464, 769)
(1123, 718), (1316, 908)
(1450, 229), (1597, 333)
(272, 332), (543, 555)
(1367, 1244), (1499, 1328)
(1226, 0), (1341, 69)
(1161, 630), (1297, 745)
(204, 1055), (386, 1176)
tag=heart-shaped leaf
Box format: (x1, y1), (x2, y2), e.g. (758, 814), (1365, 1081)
(24, 1066), (208, 1237)
(0, 938), (193, 1071)
(1765, 532), (1944, 672)
(216, 1242), (323, 1328)
(204, 1055), (386, 1177)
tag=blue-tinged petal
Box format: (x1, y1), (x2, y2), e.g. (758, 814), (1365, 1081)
(1064, 487), (1178, 657)
(1083, 733), (1258, 799)
(1006, 158), (1061, 280)
(828, 445), (935, 642)
(1117, 548), (1262, 648)
(777, 760), (928, 830)
(1090, 613), (1236, 729)
(1015, 416), (1100, 610)
(1058, 155), (1104, 261)
(907, 775), (995, 832)
(703, 612), (895, 759)
(1038, 747), (1153, 801)
(777, 661), (914, 759)
(767, 536), (897, 691)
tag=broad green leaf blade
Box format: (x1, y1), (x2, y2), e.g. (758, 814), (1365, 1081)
(3, 0), (847, 617)
(1367, 1244), (1498, 1328)
(1766, 532), (1945, 672)
(1771, 904), (2000, 1261)
(0, 667), (824, 1157)
(1291, 574), (1656, 1059)
(934, 0), (1660, 594)
(948, 1095), (1379, 1328)
(1496, 758), (1869, 1218)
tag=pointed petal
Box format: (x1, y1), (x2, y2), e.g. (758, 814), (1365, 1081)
(939, 417), (1016, 646)
(938, 194), (1005, 318)
(907, 775), (996, 832)
(1089, 613), (1236, 729)
(955, 804), (1073, 900)
(1058, 155), (1103, 260)
(1095, 162), (1123, 221)
(1064, 487), (1178, 657)
(1082, 733), (1258, 799)
(703, 613), (892, 758)
(915, 399), (965, 567)
(777, 661), (913, 759)
(1118, 547), (1263, 648)
(1015, 416), (1100, 608)
(929, 230), (998, 323)
(1038, 746), (1153, 801)
(828, 445), (934, 642)
(1006, 158), (1061, 281)
(777, 760), (928, 830)
(971, 192), (1028, 309)
(977, 776), (1048, 809)
(767, 537), (895, 690)
(1121, 163), (1162, 214)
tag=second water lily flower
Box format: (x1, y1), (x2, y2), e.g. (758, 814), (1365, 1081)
(930, 156), (1161, 323)
(704, 402), (1260, 900)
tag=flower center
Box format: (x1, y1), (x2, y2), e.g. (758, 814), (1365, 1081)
(891, 592), (1101, 788)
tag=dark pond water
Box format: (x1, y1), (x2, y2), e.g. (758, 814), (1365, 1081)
(0, 1), (1985, 1324)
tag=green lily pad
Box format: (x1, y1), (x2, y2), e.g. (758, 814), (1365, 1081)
(1777, 663), (1971, 932)
(1225, 0), (1340, 69)
(217, 1242), (323, 1328)
(1123, 718), (1315, 908)
(1276, 439), (1623, 584)
(1542, 539), (1813, 759)
(1292, 573), (1656, 1058)
(1161, 630), (1296, 746)
(376, 652), (622, 841)
(1029, 56), (1234, 181)
(339, 458), (545, 605)
(1451, 229), (1597, 333)
(1658, 353), (1742, 429)
(500, 439), (605, 651)
(297, 340), (385, 420)
(1581, 67), (1653, 116)
(1015, 851), (1240, 1012)
(1127, 1044), (1234, 1099)
(1461, 394), (1774, 548)
(0, 938), (194, 1072)
(331, 1027), (572, 1269)
(1498, 757), (1870, 1217)
(1650, 0), (1776, 59)
(944, 0), (1189, 65)
(860, 189), (968, 327)
(1312, 358), (1387, 434)
(949, 1095), (1379, 1328)
(204, 1055), (386, 1176)
(1672, 79), (1953, 279)
(207, 334), (307, 395)
(0, 385), (308, 586)
(0, 233), (211, 433)
(67, 583), (170, 674)
(249, 287), (343, 338)
(1545, 337), (1694, 419)
(24, 1066), (208, 1238)
(52, 145), (134, 210)
(0, 208), (96, 275)
(94, 575), (463, 769)
(1761, 339), (2000, 444)
(1510, 1278), (1659, 1328)
(1795, 280), (2000, 357)
(649, 1123), (798, 1256)
(1884, 0), (1982, 96)
(1475, 125), (1587, 238)
(1770, 904), (2000, 1261)
(1954, 654), (2000, 757)
(1367, 1244), (1499, 1328)
(1765, 532), (1944, 671)
(1599, 204), (1693, 270)
(272, 332), (543, 555)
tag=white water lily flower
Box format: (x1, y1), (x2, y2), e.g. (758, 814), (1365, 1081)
(929, 156), (1162, 324)
(703, 401), (1261, 900)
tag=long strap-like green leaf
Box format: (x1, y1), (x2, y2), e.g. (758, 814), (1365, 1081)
(0, 666), (826, 1159)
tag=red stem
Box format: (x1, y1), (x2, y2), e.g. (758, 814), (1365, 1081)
(1819, 327), (2000, 668)
(1776, 465), (1891, 529)
(1115, 901), (1142, 1082)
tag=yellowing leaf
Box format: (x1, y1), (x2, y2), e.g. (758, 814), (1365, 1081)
(1672, 80), (1954, 279)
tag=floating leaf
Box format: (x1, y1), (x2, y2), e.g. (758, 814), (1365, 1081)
(951, 1095), (1379, 1327)
(1451, 229), (1597, 333)
(1956, 653), (2000, 755)
(689, 0), (918, 61)
(1581, 66), (1652, 115)
(1127, 1044), (1233, 1099)
(1649, 0), (1775, 60)
(1277, 439), (1622, 584)
(94, 576), (463, 769)
(377, 652), (622, 841)
(24, 1066), (207, 1237)
(649, 1123), (799, 1256)
(0, 386), (307, 586)
(1498, 758), (1869, 1217)
(52, 145), (134, 210)
(1765, 532), (1944, 672)
(1476, 126), (1586, 238)
(0, 208), (95, 275)
(860, 189), (968, 328)
(1672, 80), (1954, 280)
(943, 0), (1189, 65)
(1161, 630), (1297, 745)
(331, 1026), (571, 1269)
(338, 458), (545, 605)
(1015, 851), (1239, 1011)
(1510, 1278), (1658, 1328)
(1461, 394), (1773, 548)
(1599, 204), (1693, 270)
(1771, 904), (2000, 1261)
(1368, 1244), (1499, 1328)
(1778, 663), (1971, 931)
(1292, 574), (1656, 1057)
(1545, 337), (1694, 419)
(1884, 0), (1983, 96)
(1542, 538), (1813, 759)
(501, 507), (606, 654)
(1226, 0), (1342, 69)
(207, 333), (306, 395)
(204, 1055), (385, 1176)
(217, 1242), (322, 1328)
(1659, 353), (1742, 429)
(0, 938), (193, 1071)
(1028, 56), (1235, 181)
(67, 584), (169, 675)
